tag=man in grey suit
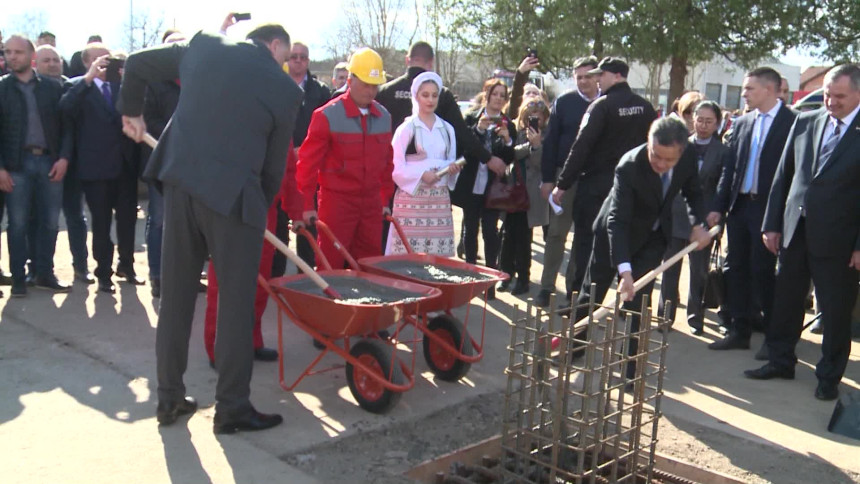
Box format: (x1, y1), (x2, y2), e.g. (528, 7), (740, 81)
(119, 25), (303, 433)
(659, 101), (731, 334)
(745, 64), (860, 402)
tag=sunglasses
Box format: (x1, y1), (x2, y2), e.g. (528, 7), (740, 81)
(290, 54), (309, 61)
(526, 100), (546, 108)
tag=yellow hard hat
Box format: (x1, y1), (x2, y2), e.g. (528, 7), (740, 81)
(347, 48), (386, 85)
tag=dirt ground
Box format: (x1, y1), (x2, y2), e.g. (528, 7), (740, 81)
(0, 203), (857, 484)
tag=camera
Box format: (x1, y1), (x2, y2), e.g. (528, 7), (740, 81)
(105, 58), (125, 83)
(526, 47), (538, 58)
(234, 12), (252, 20)
(528, 116), (540, 131)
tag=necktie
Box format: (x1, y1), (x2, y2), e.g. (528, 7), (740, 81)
(101, 82), (113, 109)
(660, 171), (671, 199)
(741, 113), (768, 193)
(815, 119), (842, 176)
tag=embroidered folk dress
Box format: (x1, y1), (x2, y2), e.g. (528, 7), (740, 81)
(385, 115), (459, 255)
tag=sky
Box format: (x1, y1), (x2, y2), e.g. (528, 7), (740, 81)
(1, 1), (344, 59)
(2, 2), (829, 69)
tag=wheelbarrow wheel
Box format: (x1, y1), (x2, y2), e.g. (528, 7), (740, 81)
(422, 315), (473, 381)
(346, 339), (404, 414)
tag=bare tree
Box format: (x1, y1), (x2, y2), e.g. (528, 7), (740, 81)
(325, 0), (420, 69)
(5, 9), (50, 41)
(123, 8), (165, 53)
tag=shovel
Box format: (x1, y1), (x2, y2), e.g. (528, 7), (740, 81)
(140, 133), (343, 300)
(551, 224), (723, 350)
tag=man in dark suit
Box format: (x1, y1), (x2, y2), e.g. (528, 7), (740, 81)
(745, 64), (860, 401)
(571, 117), (712, 375)
(60, 43), (142, 293)
(119, 25), (302, 433)
(659, 101), (731, 334)
(707, 67), (796, 353)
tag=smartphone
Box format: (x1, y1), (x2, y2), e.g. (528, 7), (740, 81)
(234, 12), (251, 21)
(528, 116), (540, 131)
(526, 47), (538, 58)
(105, 58), (125, 83)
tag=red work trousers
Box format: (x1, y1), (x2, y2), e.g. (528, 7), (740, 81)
(317, 190), (382, 269)
(204, 203), (278, 362)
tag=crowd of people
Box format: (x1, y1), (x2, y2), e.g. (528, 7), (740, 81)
(0, 16), (857, 433)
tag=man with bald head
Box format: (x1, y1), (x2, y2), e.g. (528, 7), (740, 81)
(60, 42), (142, 293)
(35, 45), (64, 81)
(0, 35), (74, 297)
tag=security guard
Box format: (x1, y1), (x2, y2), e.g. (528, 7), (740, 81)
(551, 57), (657, 310)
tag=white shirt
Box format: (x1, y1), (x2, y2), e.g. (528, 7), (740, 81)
(751, 100), (783, 149)
(391, 115), (458, 195)
(823, 102), (860, 145)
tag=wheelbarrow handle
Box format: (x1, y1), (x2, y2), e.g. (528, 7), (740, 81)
(434, 159), (466, 177)
(383, 214), (415, 254)
(139, 133), (342, 300)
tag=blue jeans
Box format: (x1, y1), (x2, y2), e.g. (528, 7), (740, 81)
(5, 154), (64, 280)
(146, 182), (164, 279)
(63, 172), (89, 272)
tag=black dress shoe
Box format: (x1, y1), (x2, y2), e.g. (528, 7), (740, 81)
(213, 409), (283, 434)
(486, 286), (496, 301)
(689, 326), (703, 336)
(535, 289), (551, 308)
(814, 381), (838, 401)
(75, 270), (96, 284)
(708, 333), (750, 350)
(34, 275), (72, 293)
(11, 279), (27, 298)
(254, 347), (279, 362)
(511, 281), (530, 296)
(497, 280), (512, 293)
(98, 278), (116, 294)
(754, 343), (769, 361)
(157, 396), (198, 425)
(744, 363), (795, 380)
(116, 267), (145, 285)
(0, 271), (12, 285)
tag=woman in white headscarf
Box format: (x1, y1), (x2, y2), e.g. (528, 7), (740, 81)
(385, 72), (462, 255)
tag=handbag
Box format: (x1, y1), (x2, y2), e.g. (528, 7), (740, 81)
(484, 162), (530, 212)
(703, 234), (725, 309)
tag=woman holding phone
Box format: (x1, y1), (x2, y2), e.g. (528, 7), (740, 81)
(498, 100), (550, 295)
(451, 79), (516, 298)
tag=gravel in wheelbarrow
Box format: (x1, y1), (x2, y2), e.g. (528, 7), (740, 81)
(370, 260), (496, 284)
(280, 275), (425, 305)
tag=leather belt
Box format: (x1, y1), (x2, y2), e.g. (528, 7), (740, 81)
(23, 146), (47, 156)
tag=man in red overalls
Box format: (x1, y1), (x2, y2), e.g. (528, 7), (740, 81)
(296, 48), (393, 269)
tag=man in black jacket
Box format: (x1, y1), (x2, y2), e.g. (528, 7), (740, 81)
(536, 55), (599, 307)
(571, 117), (711, 376)
(270, 41), (331, 276)
(707, 67), (796, 353)
(0, 35), (74, 297)
(552, 57), (657, 310)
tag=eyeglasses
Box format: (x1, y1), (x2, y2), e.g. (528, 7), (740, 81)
(289, 54), (309, 61)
